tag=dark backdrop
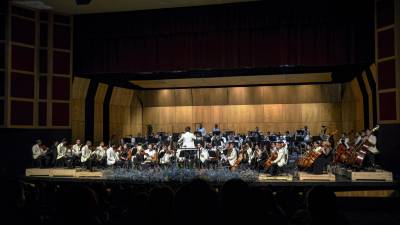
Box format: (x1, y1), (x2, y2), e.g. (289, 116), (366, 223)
(74, 0), (374, 74)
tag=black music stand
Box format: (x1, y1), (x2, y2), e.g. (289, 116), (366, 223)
(178, 148), (198, 168)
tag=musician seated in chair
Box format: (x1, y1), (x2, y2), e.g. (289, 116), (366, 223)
(142, 144), (158, 167)
(362, 128), (379, 169)
(71, 139), (82, 167)
(94, 142), (107, 168)
(81, 141), (94, 171)
(312, 141), (332, 174)
(198, 143), (209, 168)
(160, 145), (176, 166)
(106, 144), (118, 168)
(55, 138), (68, 167)
(268, 141), (288, 176)
(32, 139), (47, 168)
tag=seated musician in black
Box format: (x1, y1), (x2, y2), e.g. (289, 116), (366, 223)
(312, 141), (333, 174)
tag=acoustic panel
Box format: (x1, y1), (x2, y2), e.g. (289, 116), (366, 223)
(11, 100), (33, 125)
(52, 102), (69, 126)
(12, 45), (34, 72)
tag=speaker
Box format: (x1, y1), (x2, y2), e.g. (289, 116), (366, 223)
(75, 0), (92, 5)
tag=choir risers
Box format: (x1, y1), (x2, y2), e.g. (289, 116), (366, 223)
(298, 172), (336, 181)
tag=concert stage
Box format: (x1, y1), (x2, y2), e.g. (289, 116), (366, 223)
(22, 168), (398, 192)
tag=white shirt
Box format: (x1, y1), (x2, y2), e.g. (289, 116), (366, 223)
(178, 132), (196, 148)
(81, 145), (91, 162)
(367, 135), (379, 154)
(246, 147), (253, 164)
(338, 137), (350, 149)
(72, 144), (82, 156)
(106, 147), (116, 166)
(95, 146), (106, 160)
(144, 149), (156, 163)
(272, 146), (288, 167)
(56, 143), (67, 159)
(227, 148), (238, 166)
(160, 149), (174, 164)
(32, 144), (45, 159)
(199, 148), (209, 163)
(353, 136), (361, 145)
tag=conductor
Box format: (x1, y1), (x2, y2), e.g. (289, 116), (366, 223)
(178, 126), (196, 148)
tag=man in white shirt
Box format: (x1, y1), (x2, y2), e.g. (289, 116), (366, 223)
(269, 141), (288, 175)
(94, 141), (107, 168)
(160, 145), (175, 165)
(72, 139), (82, 166)
(106, 145), (117, 167)
(81, 141), (93, 170)
(198, 143), (209, 167)
(227, 142), (238, 167)
(338, 133), (350, 149)
(364, 128), (379, 168)
(178, 127), (196, 148)
(56, 138), (68, 167)
(32, 139), (46, 167)
(143, 144), (157, 164)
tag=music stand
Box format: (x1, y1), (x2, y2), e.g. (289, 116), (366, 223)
(178, 148), (198, 168)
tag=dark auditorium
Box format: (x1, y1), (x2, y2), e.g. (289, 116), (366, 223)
(1, 0), (400, 224)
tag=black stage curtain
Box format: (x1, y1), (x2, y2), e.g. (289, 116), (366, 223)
(74, 0), (374, 74)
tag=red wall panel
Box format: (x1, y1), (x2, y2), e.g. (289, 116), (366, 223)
(38, 102), (47, 126)
(12, 45), (34, 72)
(0, 42), (4, 69)
(376, 0), (394, 28)
(379, 92), (397, 121)
(378, 59), (396, 90)
(52, 76), (70, 100)
(53, 24), (70, 49)
(11, 16), (35, 45)
(10, 72), (34, 98)
(10, 100), (33, 125)
(52, 102), (69, 126)
(53, 51), (70, 74)
(378, 28), (395, 59)
(39, 76), (47, 99)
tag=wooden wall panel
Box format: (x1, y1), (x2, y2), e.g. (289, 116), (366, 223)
(192, 88), (228, 105)
(174, 89), (192, 106)
(109, 87), (134, 140)
(71, 77), (90, 140)
(93, 83), (108, 144)
(131, 83), (361, 136)
(130, 94), (143, 136)
(341, 79), (364, 133)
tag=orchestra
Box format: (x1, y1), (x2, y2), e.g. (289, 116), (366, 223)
(31, 125), (381, 175)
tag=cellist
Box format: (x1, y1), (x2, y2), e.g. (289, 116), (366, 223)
(268, 140), (288, 176)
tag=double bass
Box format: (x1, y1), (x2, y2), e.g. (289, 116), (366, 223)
(264, 150), (278, 170)
(349, 125), (380, 167)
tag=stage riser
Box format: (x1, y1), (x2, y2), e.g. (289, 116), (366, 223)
(334, 167), (393, 182)
(298, 172), (336, 181)
(26, 168), (103, 178)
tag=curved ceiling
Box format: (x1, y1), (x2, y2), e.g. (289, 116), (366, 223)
(13, 0), (257, 14)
